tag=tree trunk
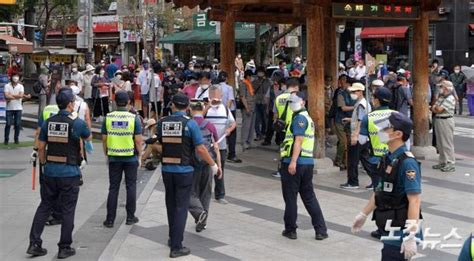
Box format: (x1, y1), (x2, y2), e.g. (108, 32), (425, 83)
(255, 23), (261, 66)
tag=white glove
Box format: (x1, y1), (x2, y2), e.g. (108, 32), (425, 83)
(351, 212), (368, 233)
(401, 237), (417, 260)
(210, 163), (218, 176)
(80, 160), (87, 170)
(30, 150), (38, 162)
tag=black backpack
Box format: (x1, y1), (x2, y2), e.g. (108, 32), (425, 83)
(390, 84), (405, 110)
(328, 88), (341, 119)
(33, 80), (43, 94)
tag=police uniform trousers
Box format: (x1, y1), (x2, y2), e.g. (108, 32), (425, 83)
(189, 161), (212, 223)
(39, 164), (62, 221)
(106, 161), (138, 222)
(280, 163), (328, 235)
(162, 171), (194, 251)
(29, 175), (80, 248)
(381, 244), (406, 261)
(214, 149), (227, 200)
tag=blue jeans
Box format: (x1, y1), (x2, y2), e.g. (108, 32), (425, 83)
(4, 110), (22, 143)
(254, 104), (267, 138)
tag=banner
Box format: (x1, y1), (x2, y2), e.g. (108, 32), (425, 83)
(0, 74), (8, 124)
(365, 52), (377, 75)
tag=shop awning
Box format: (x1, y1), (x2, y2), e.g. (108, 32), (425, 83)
(360, 26), (409, 39)
(0, 34), (33, 53)
(160, 27), (269, 44)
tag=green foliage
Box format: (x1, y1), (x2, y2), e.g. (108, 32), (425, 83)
(0, 0), (26, 22)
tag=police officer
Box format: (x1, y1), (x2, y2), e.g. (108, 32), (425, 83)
(102, 91), (143, 228)
(27, 88), (91, 259)
(352, 112), (422, 261)
(156, 93), (219, 258)
(271, 77), (300, 177)
(358, 87), (394, 240)
(280, 92), (328, 241)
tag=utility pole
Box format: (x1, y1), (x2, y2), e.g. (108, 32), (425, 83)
(87, 0), (93, 63)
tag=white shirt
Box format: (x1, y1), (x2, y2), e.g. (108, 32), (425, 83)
(195, 86), (209, 100)
(205, 104), (235, 150)
(73, 99), (89, 121)
(354, 65), (367, 80)
(83, 73), (93, 99)
(149, 74), (162, 102)
(4, 83), (24, 110)
(70, 71), (84, 90)
(138, 69), (153, 95)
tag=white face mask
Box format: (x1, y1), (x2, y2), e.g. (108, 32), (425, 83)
(100, 70), (105, 76)
(204, 69), (211, 72)
(379, 131), (390, 143)
(201, 84), (209, 90)
(289, 101), (303, 112)
(454, 70), (460, 74)
(210, 104), (219, 109)
(350, 93), (359, 100)
(12, 76), (19, 83)
(72, 68), (78, 73)
(116, 75), (122, 80)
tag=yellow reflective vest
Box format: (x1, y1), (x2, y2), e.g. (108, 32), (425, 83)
(280, 110), (314, 158)
(42, 105), (59, 121)
(275, 92), (293, 125)
(368, 108), (393, 157)
(105, 111), (136, 156)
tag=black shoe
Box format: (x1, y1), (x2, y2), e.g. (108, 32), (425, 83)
(167, 239), (171, 247)
(57, 247), (75, 259)
(315, 233), (329, 240)
(26, 243), (47, 256)
(282, 230), (297, 240)
(126, 216), (139, 225)
(45, 218), (62, 226)
(79, 174), (83, 186)
(170, 247), (191, 258)
(340, 183), (359, 189)
(103, 220), (114, 228)
(227, 156), (242, 163)
(3, 141), (8, 145)
(261, 141), (271, 146)
(196, 211), (207, 233)
(370, 230), (382, 239)
(14, 140), (19, 144)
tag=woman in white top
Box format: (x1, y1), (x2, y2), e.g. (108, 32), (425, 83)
(71, 83), (92, 129)
(82, 64), (95, 107)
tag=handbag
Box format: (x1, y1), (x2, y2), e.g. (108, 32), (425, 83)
(273, 100), (290, 133)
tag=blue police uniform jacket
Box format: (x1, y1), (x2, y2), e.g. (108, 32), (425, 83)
(379, 144), (422, 247)
(157, 111), (203, 173)
(39, 110), (91, 177)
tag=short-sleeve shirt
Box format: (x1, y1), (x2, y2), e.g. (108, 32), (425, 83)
(157, 111), (203, 173)
(182, 84), (199, 100)
(205, 104), (235, 150)
(396, 85), (412, 116)
(194, 86), (209, 100)
(350, 98), (370, 132)
(435, 94), (456, 117)
(101, 109), (142, 162)
(220, 83), (236, 111)
(193, 115), (219, 141)
(4, 83), (24, 111)
(39, 110), (91, 177)
(240, 80), (256, 109)
(138, 69), (152, 95)
(379, 145), (422, 247)
(282, 113), (315, 165)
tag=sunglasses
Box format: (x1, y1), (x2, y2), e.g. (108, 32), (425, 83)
(211, 99), (222, 105)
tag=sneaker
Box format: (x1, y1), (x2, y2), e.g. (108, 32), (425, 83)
(215, 198), (229, 204)
(340, 183), (359, 189)
(272, 171), (281, 178)
(126, 216), (139, 225)
(315, 233), (329, 240)
(26, 243), (47, 257)
(365, 184), (373, 190)
(170, 247), (191, 258)
(282, 230), (297, 240)
(440, 164), (455, 172)
(103, 220), (114, 228)
(227, 156), (242, 163)
(57, 247), (76, 259)
(45, 218), (62, 226)
(432, 163), (446, 170)
(196, 211), (207, 233)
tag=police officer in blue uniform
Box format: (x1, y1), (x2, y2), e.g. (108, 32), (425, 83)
(102, 91), (143, 228)
(156, 93), (219, 258)
(352, 112), (422, 261)
(27, 88), (91, 259)
(280, 92), (328, 241)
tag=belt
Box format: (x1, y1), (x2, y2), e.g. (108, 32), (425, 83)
(435, 116), (453, 119)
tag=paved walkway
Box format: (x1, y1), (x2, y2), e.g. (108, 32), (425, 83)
(0, 105), (473, 260)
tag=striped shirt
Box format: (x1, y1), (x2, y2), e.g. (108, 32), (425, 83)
(435, 94), (456, 117)
(205, 104), (235, 150)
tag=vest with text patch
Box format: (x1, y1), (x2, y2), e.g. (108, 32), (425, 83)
(46, 114), (81, 166)
(159, 115), (193, 165)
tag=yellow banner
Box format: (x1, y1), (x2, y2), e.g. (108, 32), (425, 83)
(0, 0), (16, 4)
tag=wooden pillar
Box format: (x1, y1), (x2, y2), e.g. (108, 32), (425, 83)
(324, 3), (338, 88)
(412, 11), (430, 146)
(306, 6), (326, 158)
(220, 11), (236, 87)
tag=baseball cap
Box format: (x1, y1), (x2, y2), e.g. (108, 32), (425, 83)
(373, 87), (392, 103)
(172, 93), (190, 107)
(71, 85), (81, 96)
(388, 112), (413, 137)
(348, 82), (365, 92)
(115, 91), (130, 106)
(56, 88), (75, 107)
(289, 91), (306, 102)
(372, 79), (384, 87)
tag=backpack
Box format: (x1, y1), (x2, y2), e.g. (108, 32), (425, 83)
(195, 120), (216, 162)
(390, 85), (406, 110)
(328, 88), (341, 119)
(33, 80), (43, 94)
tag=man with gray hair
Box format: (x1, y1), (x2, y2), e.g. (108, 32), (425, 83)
(431, 80), (456, 172)
(205, 85), (236, 204)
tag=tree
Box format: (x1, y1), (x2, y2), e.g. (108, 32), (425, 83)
(255, 23), (300, 66)
(35, 0), (71, 46)
(0, 0), (26, 38)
